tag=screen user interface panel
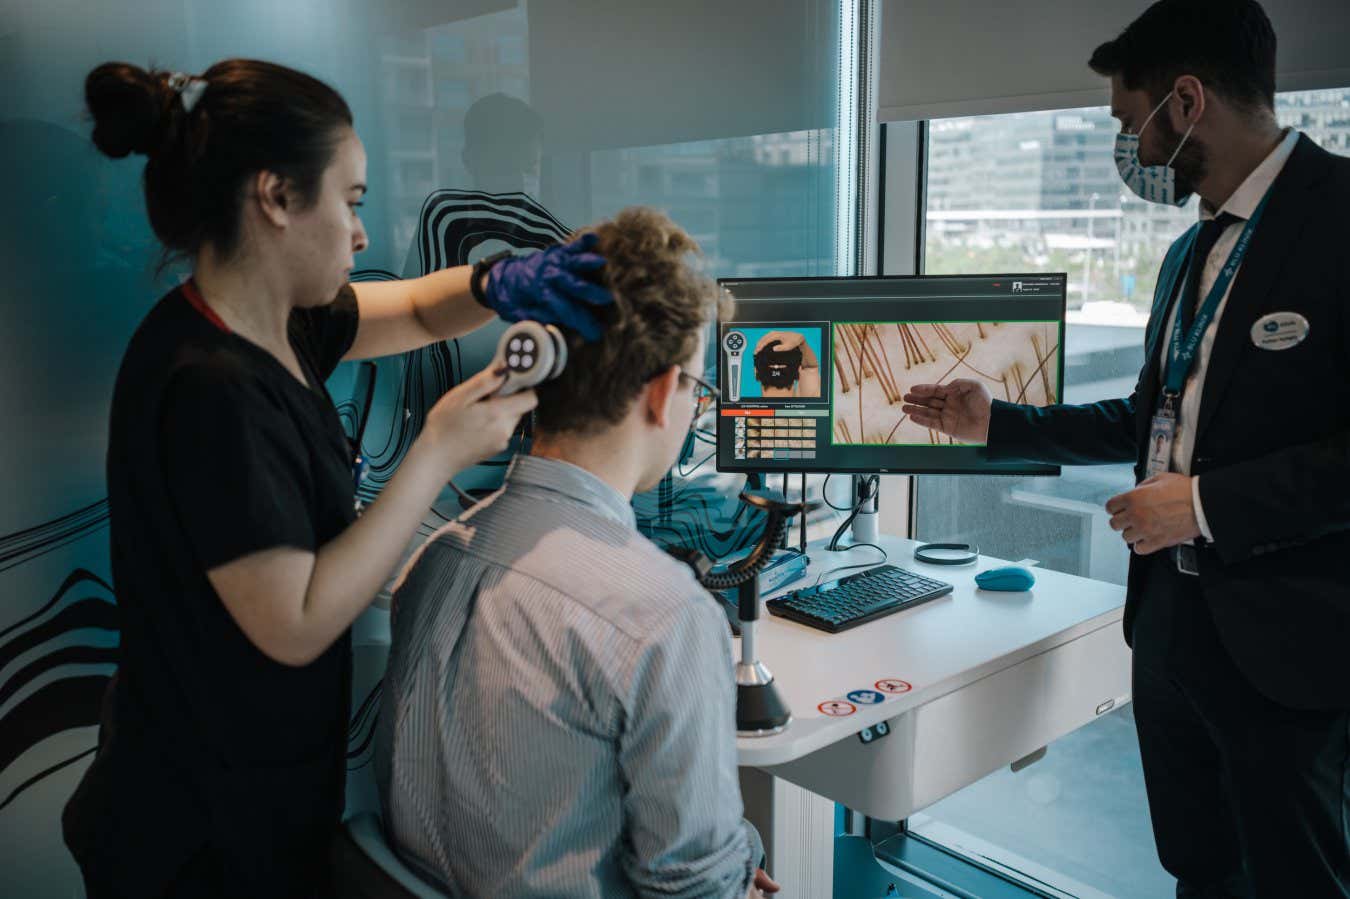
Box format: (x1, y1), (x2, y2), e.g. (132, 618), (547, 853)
(716, 275), (1066, 475)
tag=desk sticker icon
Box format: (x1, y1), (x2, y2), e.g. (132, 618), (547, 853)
(818, 700), (857, 717)
(847, 689), (885, 706)
(874, 678), (912, 695)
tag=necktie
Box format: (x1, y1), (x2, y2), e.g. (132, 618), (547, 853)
(1180, 212), (1240, 332)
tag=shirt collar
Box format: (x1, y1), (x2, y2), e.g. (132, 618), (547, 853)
(1201, 128), (1299, 222)
(504, 455), (637, 529)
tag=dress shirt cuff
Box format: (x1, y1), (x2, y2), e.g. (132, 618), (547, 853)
(1191, 475), (1214, 543)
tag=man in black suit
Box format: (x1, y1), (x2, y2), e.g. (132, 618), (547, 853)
(903, 2), (1349, 896)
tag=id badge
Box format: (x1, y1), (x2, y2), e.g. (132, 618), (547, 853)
(1145, 408), (1176, 480)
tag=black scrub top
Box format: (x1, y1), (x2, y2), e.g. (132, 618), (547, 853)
(64, 280), (361, 897)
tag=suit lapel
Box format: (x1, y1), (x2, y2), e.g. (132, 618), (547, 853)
(1135, 226), (1196, 451)
(1194, 135), (1332, 444)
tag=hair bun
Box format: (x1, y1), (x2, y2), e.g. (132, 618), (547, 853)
(85, 62), (173, 159)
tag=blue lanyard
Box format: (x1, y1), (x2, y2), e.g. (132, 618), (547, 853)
(1164, 192), (1271, 397)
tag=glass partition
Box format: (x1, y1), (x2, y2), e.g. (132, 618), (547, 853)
(0, 3), (845, 892)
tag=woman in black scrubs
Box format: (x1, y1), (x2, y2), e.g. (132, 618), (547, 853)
(62, 59), (611, 898)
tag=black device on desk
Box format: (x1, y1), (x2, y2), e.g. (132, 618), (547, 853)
(715, 548), (809, 635)
(767, 564), (952, 633)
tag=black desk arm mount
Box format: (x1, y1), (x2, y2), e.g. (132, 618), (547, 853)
(669, 490), (820, 737)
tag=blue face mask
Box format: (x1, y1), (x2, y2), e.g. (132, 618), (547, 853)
(1114, 91), (1196, 206)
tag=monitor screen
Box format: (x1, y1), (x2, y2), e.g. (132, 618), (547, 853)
(715, 274), (1066, 476)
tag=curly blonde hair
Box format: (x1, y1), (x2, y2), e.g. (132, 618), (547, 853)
(534, 206), (731, 434)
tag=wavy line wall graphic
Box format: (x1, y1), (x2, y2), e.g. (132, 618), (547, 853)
(0, 568), (117, 816)
(340, 191), (574, 531)
(0, 188), (827, 892)
(0, 191), (620, 822)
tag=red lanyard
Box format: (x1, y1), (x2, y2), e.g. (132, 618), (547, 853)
(181, 277), (230, 333)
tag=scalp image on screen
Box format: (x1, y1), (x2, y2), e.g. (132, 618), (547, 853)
(754, 330), (822, 398)
(715, 275), (1066, 476)
(722, 326), (825, 400)
(832, 320), (1059, 445)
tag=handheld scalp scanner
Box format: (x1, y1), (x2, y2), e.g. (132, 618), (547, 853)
(722, 330), (747, 402)
(449, 320), (568, 512)
(491, 320), (569, 395)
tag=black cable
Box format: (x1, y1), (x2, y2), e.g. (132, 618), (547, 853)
(828, 508), (860, 551)
(833, 476), (880, 547)
(701, 507), (794, 591)
(447, 415), (533, 512)
(827, 475), (880, 551)
(799, 471), (807, 552)
(730, 492), (752, 526)
(820, 473), (858, 512)
(353, 361), (378, 449)
(678, 449), (717, 478)
(447, 478), (479, 510)
(812, 543), (888, 588)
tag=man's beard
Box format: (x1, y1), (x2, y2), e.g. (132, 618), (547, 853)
(1152, 114), (1207, 200)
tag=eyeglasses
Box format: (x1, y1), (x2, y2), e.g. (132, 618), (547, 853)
(679, 371), (721, 421)
(641, 366), (721, 427)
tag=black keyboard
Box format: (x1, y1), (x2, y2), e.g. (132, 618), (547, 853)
(766, 564), (952, 633)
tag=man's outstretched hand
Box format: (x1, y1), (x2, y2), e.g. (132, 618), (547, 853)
(901, 379), (993, 444)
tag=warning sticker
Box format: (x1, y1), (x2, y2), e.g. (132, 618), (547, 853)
(846, 689), (885, 706)
(817, 699), (857, 717)
(874, 678), (912, 695)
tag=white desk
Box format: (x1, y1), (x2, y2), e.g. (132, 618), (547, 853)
(735, 536), (1131, 895)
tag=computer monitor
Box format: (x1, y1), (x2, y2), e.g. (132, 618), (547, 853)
(715, 274), (1066, 476)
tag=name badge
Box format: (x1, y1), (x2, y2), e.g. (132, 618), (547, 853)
(1250, 312), (1309, 351)
(1145, 411), (1176, 480)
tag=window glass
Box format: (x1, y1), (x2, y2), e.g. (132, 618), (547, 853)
(590, 131), (843, 550)
(911, 86), (1350, 899)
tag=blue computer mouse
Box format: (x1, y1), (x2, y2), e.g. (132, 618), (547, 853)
(975, 566), (1036, 592)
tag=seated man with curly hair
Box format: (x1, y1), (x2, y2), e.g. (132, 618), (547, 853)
(376, 207), (779, 899)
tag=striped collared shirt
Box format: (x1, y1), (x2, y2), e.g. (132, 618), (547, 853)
(376, 455), (755, 898)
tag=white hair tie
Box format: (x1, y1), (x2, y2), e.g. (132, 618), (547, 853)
(167, 72), (208, 113)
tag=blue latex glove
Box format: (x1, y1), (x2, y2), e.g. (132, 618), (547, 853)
(483, 233), (614, 341)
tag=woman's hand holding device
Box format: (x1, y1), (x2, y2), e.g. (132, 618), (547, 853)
(421, 364), (538, 479)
